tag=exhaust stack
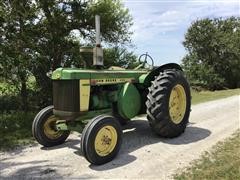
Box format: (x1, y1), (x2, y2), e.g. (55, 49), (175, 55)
(95, 15), (101, 46)
(93, 15), (103, 66)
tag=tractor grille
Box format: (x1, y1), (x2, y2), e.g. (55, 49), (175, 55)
(53, 80), (79, 112)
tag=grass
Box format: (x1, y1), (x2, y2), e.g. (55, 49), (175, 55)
(191, 88), (240, 104)
(0, 112), (36, 151)
(174, 131), (240, 180)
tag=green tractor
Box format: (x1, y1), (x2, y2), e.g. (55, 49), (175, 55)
(32, 15), (191, 165)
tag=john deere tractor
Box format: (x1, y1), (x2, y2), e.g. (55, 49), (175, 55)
(32, 16), (191, 165)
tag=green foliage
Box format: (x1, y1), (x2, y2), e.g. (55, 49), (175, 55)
(0, 0), (38, 110)
(0, 112), (36, 151)
(0, 82), (18, 96)
(0, 95), (20, 112)
(83, 0), (133, 44)
(104, 47), (139, 69)
(182, 17), (240, 90)
(0, 78), (39, 112)
(0, 0), (134, 108)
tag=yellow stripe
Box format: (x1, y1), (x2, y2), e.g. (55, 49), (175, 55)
(91, 78), (134, 85)
(79, 80), (90, 111)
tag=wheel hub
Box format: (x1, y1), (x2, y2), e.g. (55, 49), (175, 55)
(94, 126), (117, 157)
(43, 115), (63, 139)
(169, 84), (187, 124)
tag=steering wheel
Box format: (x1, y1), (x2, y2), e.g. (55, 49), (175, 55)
(138, 52), (154, 69)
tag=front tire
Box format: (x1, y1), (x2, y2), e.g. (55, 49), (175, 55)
(81, 115), (122, 165)
(146, 69), (191, 138)
(32, 106), (70, 147)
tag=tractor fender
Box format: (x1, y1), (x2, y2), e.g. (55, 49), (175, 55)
(140, 63), (182, 87)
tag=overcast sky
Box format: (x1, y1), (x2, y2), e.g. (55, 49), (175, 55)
(124, 0), (239, 65)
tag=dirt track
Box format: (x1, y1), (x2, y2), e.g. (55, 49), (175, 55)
(0, 95), (239, 179)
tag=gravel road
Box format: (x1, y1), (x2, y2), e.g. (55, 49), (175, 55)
(1, 95), (239, 179)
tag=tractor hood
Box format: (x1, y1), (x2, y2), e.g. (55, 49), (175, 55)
(52, 68), (148, 82)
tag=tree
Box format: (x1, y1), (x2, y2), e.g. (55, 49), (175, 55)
(182, 17), (240, 90)
(34, 0), (133, 105)
(182, 54), (225, 89)
(0, 0), (38, 110)
(104, 47), (139, 69)
(0, 0), (133, 108)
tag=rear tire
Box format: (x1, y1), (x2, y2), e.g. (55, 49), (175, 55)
(32, 106), (70, 147)
(81, 115), (122, 165)
(146, 69), (191, 138)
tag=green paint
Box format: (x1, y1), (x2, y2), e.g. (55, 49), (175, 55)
(91, 95), (100, 109)
(52, 68), (63, 79)
(55, 120), (85, 133)
(51, 64), (182, 124)
(91, 94), (110, 109)
(55, 109), (112, 133)
(68, 123), (85, 133)
(139, 74), (148, 83)
(52, 68), (148, 80)
(108, 90), (118, 102)
(56, 120), (68, 131)
(90, 90), (118, 110)
(118, 83), (141, 119)
(75, 109), (112, 122)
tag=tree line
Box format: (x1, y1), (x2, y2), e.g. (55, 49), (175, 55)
(182, 17), (240, 90)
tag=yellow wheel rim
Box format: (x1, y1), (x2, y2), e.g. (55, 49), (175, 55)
(43, 115), (63, 139)
(169, 84), (187, 124)
(94, 125), (118, 157)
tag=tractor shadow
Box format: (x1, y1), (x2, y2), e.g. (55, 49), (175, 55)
(121, 119), (211, 146)
(90, 118), (211, 171)
(38, 118), (211, 171)
(40, 139), (81, 151)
